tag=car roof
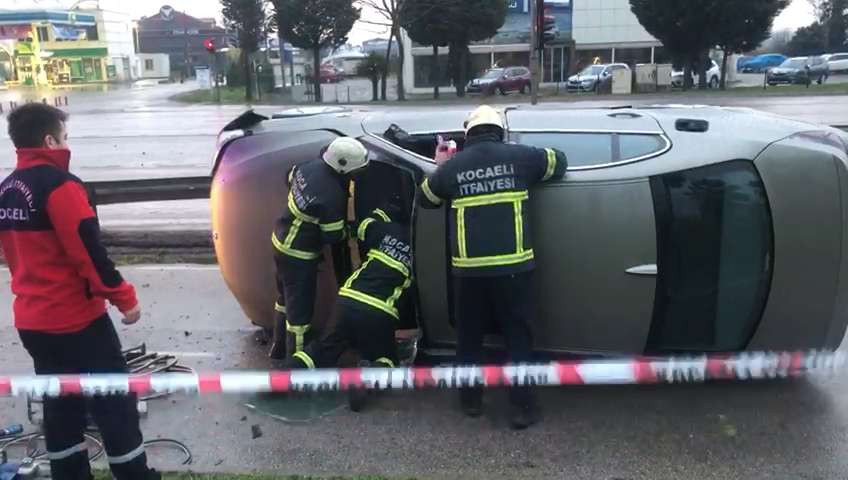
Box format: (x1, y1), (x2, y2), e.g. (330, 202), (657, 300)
(249, 105), (839, 180)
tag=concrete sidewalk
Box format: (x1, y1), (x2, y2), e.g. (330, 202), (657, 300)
(1, 265), (848, 479)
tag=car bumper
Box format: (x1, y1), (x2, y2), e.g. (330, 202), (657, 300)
(566, 82), (595, 92)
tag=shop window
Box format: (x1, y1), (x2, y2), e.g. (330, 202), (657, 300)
(84, 26), (99, 41)
(145, 59), (154, 71)
(412, 54), (451, 88)
(37, 26), (49, 42)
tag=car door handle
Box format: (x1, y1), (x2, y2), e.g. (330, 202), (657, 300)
(625, 264), (658, 276)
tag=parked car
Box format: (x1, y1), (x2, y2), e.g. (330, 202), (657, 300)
(211, 106), (848, 355)
(824, 52), (848, 73)
(671, 60), (721, 88)
(740, 53), (787, 73)
(736, 55), (753, 71)
(565, 63), (630, 93)
(466, 67), (531, 95)
(317, 65), (344, 84)
(767, 56), (829, 86)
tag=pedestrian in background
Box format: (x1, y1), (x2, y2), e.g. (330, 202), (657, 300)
(0, 103), (158, 480)
(419, 106), (567, 429)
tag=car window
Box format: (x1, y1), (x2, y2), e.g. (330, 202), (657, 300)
(834, 54), (848, 61)
(781, 58), (806, 68)
(512, 132), (667, 168)
(648, 160), (773, 351)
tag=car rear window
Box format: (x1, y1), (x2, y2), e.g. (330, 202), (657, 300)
(512, 131), (668, 169)
(648, 160), (773, 351)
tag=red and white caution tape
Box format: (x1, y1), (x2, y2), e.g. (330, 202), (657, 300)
(0, 350), (843, 398)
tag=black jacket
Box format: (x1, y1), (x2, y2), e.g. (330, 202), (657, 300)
(338, 208), (412, 320)
(273, 158), (347, 262)
(419, 133), (567, 277)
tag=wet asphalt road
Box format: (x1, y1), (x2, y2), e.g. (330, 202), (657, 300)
(1, 82), (848, 231)
(1, 265), (847, 480)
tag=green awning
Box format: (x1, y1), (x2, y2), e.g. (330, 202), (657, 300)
(14, 42), (34, 56)
(47, 47), (107, 58)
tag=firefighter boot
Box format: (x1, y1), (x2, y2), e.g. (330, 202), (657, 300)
(460, 387), (483, 418)
(348, 360), (371, 412)
(509, 387), (541, 430)
(268, 311), (287, 360)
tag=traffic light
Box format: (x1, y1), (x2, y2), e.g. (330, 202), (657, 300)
(203, 38), (216, 54)
(535, 0), (557, 50)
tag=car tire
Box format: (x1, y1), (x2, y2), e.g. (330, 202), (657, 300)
(709, 76), (719, 89)
(499, 86), (507, 96)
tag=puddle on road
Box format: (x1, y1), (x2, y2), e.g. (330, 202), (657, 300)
(244, 392), (347, 424)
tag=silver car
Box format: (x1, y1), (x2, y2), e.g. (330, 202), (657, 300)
(211, 106), (848, 355)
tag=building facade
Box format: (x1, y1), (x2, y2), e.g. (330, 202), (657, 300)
(571, 0), (662, 68)
(0, 10), (107, 86)
(402, 0), (574, 94)
(137, 5), (227, 78)
(401, 0), (664, 94)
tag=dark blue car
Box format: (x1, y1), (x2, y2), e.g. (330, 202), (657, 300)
(741, 54), (788, 73)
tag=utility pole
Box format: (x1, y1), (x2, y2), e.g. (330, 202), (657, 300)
(530, 0), (540, 105)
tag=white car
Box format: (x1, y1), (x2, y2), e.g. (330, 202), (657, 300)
(671, 60), (721, 88)
(824, 53), (848, 73)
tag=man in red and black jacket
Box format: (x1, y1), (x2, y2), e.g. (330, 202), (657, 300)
(0, 104), (157, 480)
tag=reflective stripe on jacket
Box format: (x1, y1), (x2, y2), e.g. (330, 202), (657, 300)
(338, 209), (412, 319)
(419, 133), (567, 277)
(272, 158), (347, 261)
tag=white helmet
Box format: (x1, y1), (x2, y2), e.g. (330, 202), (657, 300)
(464, 105), (504, 134)
(322, 137), (369, 174)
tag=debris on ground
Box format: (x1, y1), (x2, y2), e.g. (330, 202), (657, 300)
(251, 424), (263, 440)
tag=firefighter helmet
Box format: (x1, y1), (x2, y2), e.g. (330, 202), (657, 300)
(323, 137), (369, 174)
(464, 105), (504, 134)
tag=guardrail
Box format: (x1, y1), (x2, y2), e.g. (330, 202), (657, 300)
(85, 176), (211, 209)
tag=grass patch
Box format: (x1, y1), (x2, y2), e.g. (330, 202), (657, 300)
(95, 473), (413, 480)
(170, 87), (285, 105)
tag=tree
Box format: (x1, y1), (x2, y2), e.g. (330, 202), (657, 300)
(712, 0), (789, 89)
(630, 0), (716, 90)
(399, 0), (450, 99)
(221, 0), (266, 101)
(357, 52), (388, 101)
(272, 0), (360, 103)
(429, 0), (507, 97)
(357, 0), (407, 101)
(809, 0), (848, 50)
(787, 21), (828, 55)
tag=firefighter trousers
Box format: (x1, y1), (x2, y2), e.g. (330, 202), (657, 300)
(274, 253), (319, 357)
(455, 272), (536, 408)
(286, 298), (398, 369)
(18, 315), (154, 480)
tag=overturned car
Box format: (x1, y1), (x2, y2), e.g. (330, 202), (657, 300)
(211, 105), (848, 355)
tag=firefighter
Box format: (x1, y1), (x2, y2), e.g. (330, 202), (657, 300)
(0, 104), (158, 479)
(284, 204), (412, 411)
(270, 137), (369, 360)
(419, 105), (567, 430)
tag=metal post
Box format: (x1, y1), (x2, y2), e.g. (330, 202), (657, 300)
(530, 0), (540, 105)
(213, 52), (221, 104)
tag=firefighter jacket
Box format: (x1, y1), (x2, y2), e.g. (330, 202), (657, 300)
(273, 158), (348, 262)
(0, 149), (138, 333)
(338, 208), (412, 320)
(419, 132), (567, 277)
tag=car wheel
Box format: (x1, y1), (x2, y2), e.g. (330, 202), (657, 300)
(709, 76), (719, 89)
(499, 86), (507, 96)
